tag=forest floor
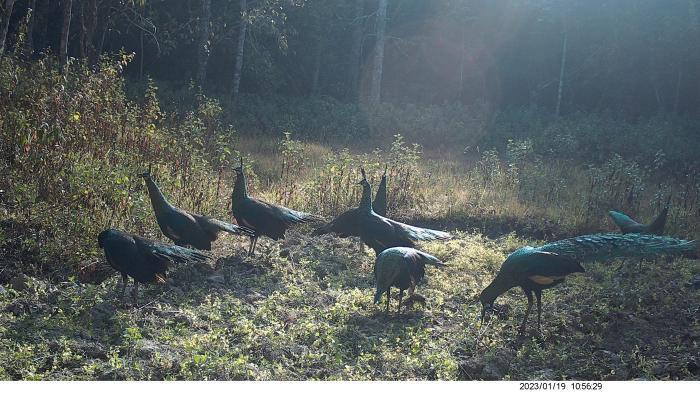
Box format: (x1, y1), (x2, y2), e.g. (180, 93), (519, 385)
(1, 222), (698, 380)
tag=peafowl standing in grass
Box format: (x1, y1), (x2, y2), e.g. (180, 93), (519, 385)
(231, 157), (321, 256)
(356, 168), (450, 255)
(98, 229), (210, 306)
(140, 166), (253, 251)
(374, 247), (445, 314)
(480, 233), (697, 335)
(373, 165), (388, 217)
(312, 166), (388, 239)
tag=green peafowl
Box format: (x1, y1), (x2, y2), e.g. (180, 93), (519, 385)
(480, 233), (697, 335)
(374, 247), (446, 314)
(608, 197), (670, 235)
(608, 197), (671, 269)
(312, 166), (387, 238)
(357, 168), (451, 255)
(232, 157), (321, 256)
(140, 166), (254, 251)
(373, 165), (388, 217)
(98, 229), (210, 306)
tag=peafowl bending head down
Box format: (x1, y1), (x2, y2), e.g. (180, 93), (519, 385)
(137, 164), (153, 179)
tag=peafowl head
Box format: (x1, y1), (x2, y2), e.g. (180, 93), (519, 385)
(137, 164), (153, 180)
(381, 164), (387, 179)
(97, 229), (109, 249)
(233, 157), (244, 176)
(358, 167), (370, 187)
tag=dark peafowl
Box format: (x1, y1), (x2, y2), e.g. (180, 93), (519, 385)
(140, 166), (253, 251)
(232, 157), (321, 256)
(317, 168), (450, 255)
(312, 166), (387, 239)
(480, 233), (697, 335)
(98, 229), (210, 306)
(373, 165), (388, 217)
(374, 247), (445, 314)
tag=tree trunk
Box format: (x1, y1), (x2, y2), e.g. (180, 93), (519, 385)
(80, 0), (97, 64)
(310, 35), (323, 95)
(231, 0), (247, 103)
(138, 4), (144, 80)
(197, 0), (211, 89)
(0, 0), (16, 57)
(368, 0), (387, 106)
(23, 0), (36, 56)
(348, 0), (363, 101)
(60, 0), (72, 67)
(555, 29), (567, 117)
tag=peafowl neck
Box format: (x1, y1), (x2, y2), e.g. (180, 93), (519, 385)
(144, 177), (173, 214)
(648, 207), (668, 235)
(232, 172), (249, 202)
(479, 275), (513, 307)
(359, 182), (373, 213)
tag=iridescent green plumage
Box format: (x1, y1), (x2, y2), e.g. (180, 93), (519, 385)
(374, 247), (445, 313)
(480, 233), (697, 334)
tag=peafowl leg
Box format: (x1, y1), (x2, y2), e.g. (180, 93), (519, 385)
(120, 273), (128, 300)
(386, 287), (391, 314)
(247, 236), (257, 257)
(132, 282), (139, 307)
(398, 289), (404, 314)
(519, 288), (534, 335)
(534, 289), (543, 333)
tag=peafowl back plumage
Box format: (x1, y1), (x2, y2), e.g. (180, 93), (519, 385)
(374, 247), (445, 313)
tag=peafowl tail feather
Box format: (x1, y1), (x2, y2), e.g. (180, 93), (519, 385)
(538, 233), (697, 263)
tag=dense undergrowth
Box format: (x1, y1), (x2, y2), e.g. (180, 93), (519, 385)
(1, 54), (699, 380)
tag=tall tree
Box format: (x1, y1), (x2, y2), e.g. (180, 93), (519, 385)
(23, 0), (36, 56)
(368, 0), (387, 106)
(231, 0), (248, 103)
(348, 0), (364, 101)
(197, 0), (211, 89)
(60, 0), (73, 67)
(79, 0), (97, 64)
(0, 0), (16, 57)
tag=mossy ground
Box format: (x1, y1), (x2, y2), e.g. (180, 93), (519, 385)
(1, 227), (698, 380)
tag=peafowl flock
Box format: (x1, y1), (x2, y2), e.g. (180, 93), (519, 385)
(374, 247), (446, 314)
(140, 166), (254, 251)
(232, 157), (321, 256)
(98, 229), (210, 306)
(480, 233), (697, 334)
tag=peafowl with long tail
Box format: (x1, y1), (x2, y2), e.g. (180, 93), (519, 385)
(374, 247), (445, 314)
(480, 233), (697, 335)
(373, 165), (388, 217)
(98, 229), (210, 306)
(231, 157), (321, 256)
(318, 168), (450, 255)
(140, 166), (253, 251)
